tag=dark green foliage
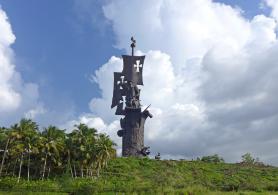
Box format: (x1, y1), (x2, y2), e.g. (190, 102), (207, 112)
(241, 153), (264, 166)
(241, 153), (256, 164)
(200, 154), (225, 163)
(0, 119), (116, 181)
(0, 158), (277, 193)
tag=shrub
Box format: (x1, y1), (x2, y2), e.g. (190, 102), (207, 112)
(201, 154), (225, 163)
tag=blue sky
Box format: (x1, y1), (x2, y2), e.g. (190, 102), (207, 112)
(0, 0), (123, 114)
(216, 0), (269, 18)
(0, 0), (266, 119)
(1, 0), (278, 163)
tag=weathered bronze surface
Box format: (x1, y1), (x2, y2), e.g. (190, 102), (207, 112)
(111, 37), (152, 157)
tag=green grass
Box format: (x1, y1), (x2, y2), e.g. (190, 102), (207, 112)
(0, 192), (67, 195)
(0, 157), (278, 194)
(101, 157), (278, 192)
(2, 191), (277, 195)
(1, 191), (278, 195)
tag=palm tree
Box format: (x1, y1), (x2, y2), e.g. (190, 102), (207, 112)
(65, 135), (74, 178)
(66, 132), (79, 178)
(95, 134), (116, 176)
(25, 132), (40, 181)
(40, 126), (65, 180)
(0, 127), (10, 177)
(70, 124), (97, 177)
(9, 119), (39, 182)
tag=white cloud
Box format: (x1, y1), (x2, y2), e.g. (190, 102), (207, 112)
(89, 56), (123, 123)
(0, 8), (21, 112)
(74, 0), (278, 164)
(0, 7), (44, 125)
(265, 0), (278, 21)
(87, 49), (208, 157)
(103, 0), (251, 70)
(62, 113), (121, 154)
(24, 104), (46, 119)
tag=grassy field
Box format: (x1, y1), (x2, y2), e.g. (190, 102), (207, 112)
(0, 157), (277, 194)
(0, 190), (278, 195)
(0, 191), (278, 195)
(0, 192), (67, 195)
(101, 157), (278, 191)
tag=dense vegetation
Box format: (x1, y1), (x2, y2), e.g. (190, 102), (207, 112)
(1, 119), (278, 194)
(0, 157), (277, 194)
(0, 119), (116, 182)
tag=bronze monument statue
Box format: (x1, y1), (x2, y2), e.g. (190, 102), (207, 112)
(111, 37), (152, 157)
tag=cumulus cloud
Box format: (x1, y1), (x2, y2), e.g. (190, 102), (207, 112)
(0, 7), (44, 125)
(102, 0), (251, 70)
(66, 50), (205, 156)
(71, 0), (278, 164)
(265, 0), (278, 20)
(62, 113), (121, 154)
(0, 8), (21, 112)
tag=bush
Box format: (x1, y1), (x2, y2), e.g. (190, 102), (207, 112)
(201, 154), (225, 163)
(241, 153), (265, 166)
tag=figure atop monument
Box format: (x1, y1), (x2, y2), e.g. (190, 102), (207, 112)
(131, 36), (136, 56)
(111, 37), (152, 157)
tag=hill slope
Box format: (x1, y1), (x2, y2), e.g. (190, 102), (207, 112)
(0, 157), (278, 194)
(100, 157), (278, 192)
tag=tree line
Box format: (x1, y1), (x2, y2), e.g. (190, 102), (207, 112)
(196, 153), (265, 166)
(0, 119), (116, 182)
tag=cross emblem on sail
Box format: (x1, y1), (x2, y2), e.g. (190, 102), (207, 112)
(122, 55), (145, 85)
(134, 60), (143, 72)
(117, 76), (127, 89)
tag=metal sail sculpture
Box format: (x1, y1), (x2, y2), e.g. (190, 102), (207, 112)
(111, 37), (153, 157)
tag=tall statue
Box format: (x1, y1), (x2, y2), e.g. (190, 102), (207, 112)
(111, 37), (152, 157)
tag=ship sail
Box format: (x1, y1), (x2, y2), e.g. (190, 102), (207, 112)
(111, 72), (124, 108)
(122, 55), (145, 85)
(115, 102), (125, 115)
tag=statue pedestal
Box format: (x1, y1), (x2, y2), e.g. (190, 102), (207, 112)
(122, 107), (144, 157)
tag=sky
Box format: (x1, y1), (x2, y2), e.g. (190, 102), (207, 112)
(1, 0), (278, 164)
